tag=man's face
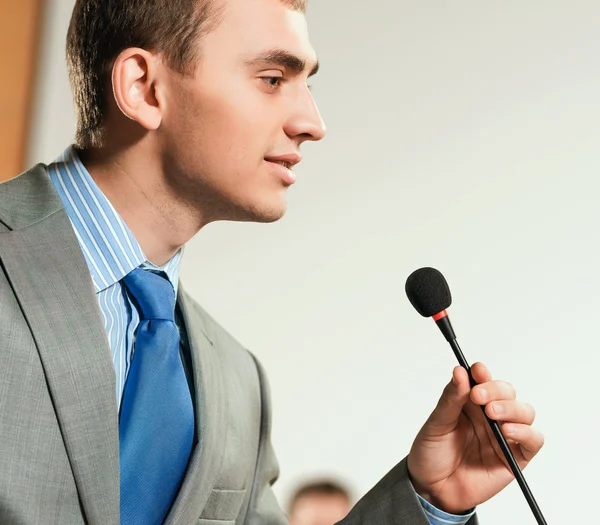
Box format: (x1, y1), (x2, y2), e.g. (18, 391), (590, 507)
(159, 0), (326, 224)
(289, 494), (350, 525)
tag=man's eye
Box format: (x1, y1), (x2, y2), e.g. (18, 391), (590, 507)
(262, 77), (284, 89)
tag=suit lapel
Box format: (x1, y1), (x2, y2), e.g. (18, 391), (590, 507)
(0, 211), (120, 525)
(164, 287), (227, 525)
(1, 166), (228, 524)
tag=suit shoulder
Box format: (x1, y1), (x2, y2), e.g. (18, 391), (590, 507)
(0, 164), (63, 230)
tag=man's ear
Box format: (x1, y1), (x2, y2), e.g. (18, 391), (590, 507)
(111, 48), (163, 131)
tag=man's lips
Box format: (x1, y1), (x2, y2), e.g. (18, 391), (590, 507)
(264, 153), (302, 169)
(264, 154), (301, 185)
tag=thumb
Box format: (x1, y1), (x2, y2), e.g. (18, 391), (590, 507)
(425, 366), (472, 432)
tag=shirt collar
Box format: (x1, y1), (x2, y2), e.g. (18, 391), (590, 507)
(47, 146), (182, 294)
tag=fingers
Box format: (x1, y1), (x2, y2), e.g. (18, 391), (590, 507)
(501, 423), (545, 461)
(425, 367), (471, 432)
(452, 365), (471, 391)
(456, 362), (544, 469)
(470, 362), (516, 404)
(485, 400), (536, 425)
(470, 362), (492, 383)
(470, 380), (516, 406)
(469, 366), (531, 424)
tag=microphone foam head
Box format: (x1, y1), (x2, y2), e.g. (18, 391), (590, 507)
(405, 267), (452, 317)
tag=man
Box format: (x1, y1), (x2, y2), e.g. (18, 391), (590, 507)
(0, 0), (544, 524)
(287, 480), (352, 525)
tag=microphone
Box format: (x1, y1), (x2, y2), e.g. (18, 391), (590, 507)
(405, 267), (547, 525)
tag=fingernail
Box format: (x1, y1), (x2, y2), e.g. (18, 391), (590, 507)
(452, 374), (458, 387)
(493, 403), (503, 417)
(478, 388), (488, 402)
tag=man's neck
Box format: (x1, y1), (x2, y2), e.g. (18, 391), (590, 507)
(78, 145), (206, 267)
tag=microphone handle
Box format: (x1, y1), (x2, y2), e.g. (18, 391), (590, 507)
(448, 338), (548, 525)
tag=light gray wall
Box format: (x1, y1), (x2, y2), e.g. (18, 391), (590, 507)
(27, 0), (75, 166)
(29, 1), (600, 523)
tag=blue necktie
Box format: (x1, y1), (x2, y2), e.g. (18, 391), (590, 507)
(119, 268), (195, 525)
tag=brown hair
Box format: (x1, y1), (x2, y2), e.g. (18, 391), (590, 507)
(288, 480), (351, 515)
(66, 0), (307, 149)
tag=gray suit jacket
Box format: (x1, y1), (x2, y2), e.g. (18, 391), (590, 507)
(0, 165), (477, 524)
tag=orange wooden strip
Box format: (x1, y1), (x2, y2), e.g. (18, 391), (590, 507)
(0, 0), (43, 182)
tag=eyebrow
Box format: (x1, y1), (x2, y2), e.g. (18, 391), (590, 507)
(244, 49), (320, 77)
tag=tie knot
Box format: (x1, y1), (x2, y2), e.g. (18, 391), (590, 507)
(122, 268), (176, 321)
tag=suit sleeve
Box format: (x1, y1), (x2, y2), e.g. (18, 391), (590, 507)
(244, 354), (479, 525)
(338, 459), (479, 525)
(338, 458), (434, 525)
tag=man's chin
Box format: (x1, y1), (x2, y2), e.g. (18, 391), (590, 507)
(223, 199), (288, 224)
(242, 205), (287, 224)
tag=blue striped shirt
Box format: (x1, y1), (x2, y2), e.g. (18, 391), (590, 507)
(418, 494), (475, 524)
(47, 145), (474, 524)
(48, 146), (182, 407)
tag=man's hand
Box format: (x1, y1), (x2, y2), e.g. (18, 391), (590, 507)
(407, 362), (544, 515)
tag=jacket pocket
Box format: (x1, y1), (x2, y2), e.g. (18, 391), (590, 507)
(198, 488), (246, 522)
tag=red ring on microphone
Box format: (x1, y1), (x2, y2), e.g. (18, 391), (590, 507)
(432, 310), (448, 321)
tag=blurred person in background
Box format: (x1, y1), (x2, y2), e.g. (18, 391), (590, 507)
(288, 480), (352, 525)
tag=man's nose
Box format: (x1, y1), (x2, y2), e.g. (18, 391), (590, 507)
(285, 90), (327, 143)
